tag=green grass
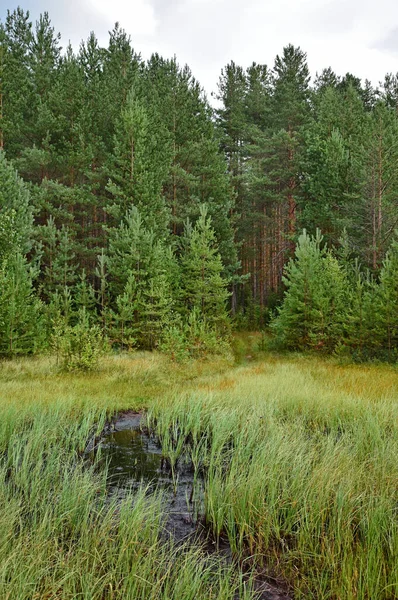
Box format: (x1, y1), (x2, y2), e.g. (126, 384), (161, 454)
(0, 350), (397, 598)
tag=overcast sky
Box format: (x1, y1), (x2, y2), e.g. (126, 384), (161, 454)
(1, 0), (398, 99)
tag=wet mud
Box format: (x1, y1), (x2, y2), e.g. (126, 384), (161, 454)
(87, 411), (291, 600)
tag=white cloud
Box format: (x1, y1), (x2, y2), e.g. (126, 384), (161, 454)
(88, 0), (157, 36)
(377, 30), (398, 56)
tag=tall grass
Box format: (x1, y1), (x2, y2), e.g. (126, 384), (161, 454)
(1, 351), (397, 598)
(0, 391), (254, 599)
(148, 360), (398, 599)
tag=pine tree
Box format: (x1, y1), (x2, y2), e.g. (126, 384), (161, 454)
(342, 261), (379, 360)
(377, 237), (398, 359)
(0, 152), (42, 355)
(38, 217), (76, 299)
(270, 45), (311, 244)
(0, 23), (5, 150)
(216, 61), (273, 313)
(271, 230), (348, 351)
(47, 43), (86, 184)
(30, 13), (61, 142)
(102, 23), (140, 142)
(359, 102), (398, 270)
(179, 206), (230, 332)
(1, 8), (34, 157)
(10, 12), (61, 182)
(299, 83), (366, 251)
(300, 126), (351, 244)
(0, 151), (33, 260)
(95, 249), (109, 332)
(216, 61), (247, 183)
(381, 72), (398, 111)
(107, 206), (154, 298)
(74, 269), (97, 318)
(76, 31), (109, 272)
(224, 46), (312, 315)
(106, 88), (171, 235)
(109, 207), (175, 349)
(245, 62), (272, 130)
(144, 55), (237, 272)
(313, 67), (340, 93)
(113, 273), (140, 350)
(0, 253), (42, 356)
(139, 272), (173, 350)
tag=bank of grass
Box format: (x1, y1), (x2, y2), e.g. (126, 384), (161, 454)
(0, 348), (397, 599)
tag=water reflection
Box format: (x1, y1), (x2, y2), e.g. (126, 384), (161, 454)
(101, 428), (164, 486)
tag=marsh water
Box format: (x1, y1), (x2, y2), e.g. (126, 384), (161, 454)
(88, 412), (202, 541)
(88, 412), (290, 600)
(100, 422), (165, 487)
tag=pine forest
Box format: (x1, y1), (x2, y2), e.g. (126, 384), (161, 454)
(1, 8), (398, 362)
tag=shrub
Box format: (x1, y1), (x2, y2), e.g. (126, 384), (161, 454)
(160, 309), (231, 362)
(159, 323), (190, 363)
(52, 310), (104, 372)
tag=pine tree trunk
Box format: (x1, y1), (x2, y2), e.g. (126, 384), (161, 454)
(287, 130), (296, 249)
(372, 160), (377, 270)
(0, 89), (3, 150)
(377, 134), (383, 269)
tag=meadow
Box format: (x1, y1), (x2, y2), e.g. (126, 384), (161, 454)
(0, 346), (397, 599)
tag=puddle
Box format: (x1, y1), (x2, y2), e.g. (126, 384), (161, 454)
(88, 411), (201, 542)
(101, 428), (165, 486)
(87, 411), (291, 600)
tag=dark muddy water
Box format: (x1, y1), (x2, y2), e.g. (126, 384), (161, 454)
(101, 428), (164, 485)
(88, 411), (291, 600)
(89, 412), (201, 541)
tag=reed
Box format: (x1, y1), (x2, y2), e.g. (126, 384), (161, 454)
(148, 359), (398, 599)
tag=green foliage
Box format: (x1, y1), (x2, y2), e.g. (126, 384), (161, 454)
(106, 88), (171, 235)
(160, 309), (231, 362)
(3, 8), (398, 362)
(0, 151), (33, 260)
(38, 217), (76, 298)
(113, 274), (140, 350)
(180, 206), (230, 331)
(271, 230), (348, 351)
(185, 308), (231, 358)
(0, 253), (43, 356)
(74, 269), (97, 315)
(159, 320), (190, 363)
(336, 262), (380, 361)
(52, 310), (104, 371)
(377, 237), (398, 360)
(108, 207), (175, 350)
(272, 230), (398, 361)
(95, 249), (109, 332)
(300, 125), (352, 242)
